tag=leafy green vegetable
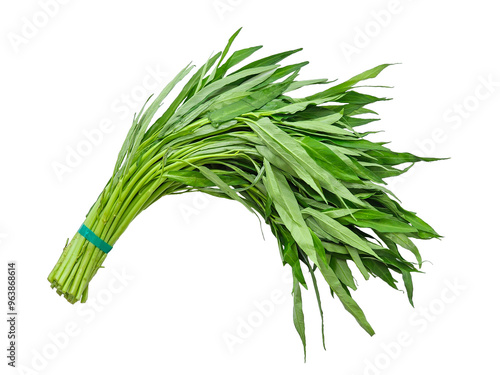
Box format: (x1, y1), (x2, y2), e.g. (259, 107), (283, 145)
(48, 29), (442, 358)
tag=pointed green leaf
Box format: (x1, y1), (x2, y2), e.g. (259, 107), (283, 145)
(292, 276), (307, 362)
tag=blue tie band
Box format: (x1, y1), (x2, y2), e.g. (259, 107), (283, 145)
(78, 224), (113, 254)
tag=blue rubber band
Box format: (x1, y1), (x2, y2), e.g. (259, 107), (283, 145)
(78, 224), (113, 254)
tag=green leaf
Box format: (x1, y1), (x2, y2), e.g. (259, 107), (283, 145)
(282, 234), (307, 287)
(364, 259), (398, 289)
(253, 62), (309, 90)
(267, 95), (343, 116)
(208, 77), (295, 125)
(300, 137), (361, 182)
(248, 118), (366, 206)
(330, 257), (357, 290)
(305, 259), (326, 350)
(379, 232), (422, 266)
(214, 46), (263, 80)
(164, 65), (279, 134)
(123, 63), (195, 172)
(345, 245), (370, 280)
(292, 275), (307, 361)
(196, 166), (254, 214)
(150, 55), (221, 135)
(307, 64), (394, 100)
(207, 27), (242, 84)
(337, 91), (389, 106)
(234, 48), (303, 73)
(322, 208), (360, 219)
(286, 78), (329, 93)
(302, 208), (381, 259)
(341, 217), (418, 233)
(401, 270), (414, 307)
(315, 250), (375, 335)
(165, 170), (246, 187)
(283, 114), (354, 137)
(262, 160), (318, 263)
(367, 149), (443, 166)
(255, 128), (327, 201)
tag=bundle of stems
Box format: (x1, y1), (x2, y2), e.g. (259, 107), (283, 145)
(48, 29), (440, 356)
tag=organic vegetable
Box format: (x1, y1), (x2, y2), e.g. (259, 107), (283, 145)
(48, 29), (441, 358)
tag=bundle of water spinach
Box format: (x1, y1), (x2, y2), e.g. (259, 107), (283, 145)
(48, 29), (441, 358)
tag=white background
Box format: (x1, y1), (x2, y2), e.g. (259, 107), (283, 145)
(1, 1), (499, 374)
